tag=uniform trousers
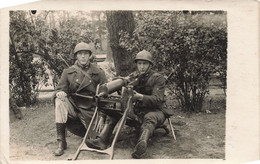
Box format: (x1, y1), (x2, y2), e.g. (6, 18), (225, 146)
(106, 109), (166, 132)
(55, 97), (93, 124)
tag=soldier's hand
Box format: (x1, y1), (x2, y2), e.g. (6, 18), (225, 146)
(56, 91), (67, 101)
(133, 91), (143, 101)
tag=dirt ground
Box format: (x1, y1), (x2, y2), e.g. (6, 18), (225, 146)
(9, 87), (226, 161)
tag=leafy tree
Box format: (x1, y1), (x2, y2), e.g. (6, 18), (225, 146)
(120, 11), (227, 112)
(9, 11), (45, 105)
(9, 10), (108, 105)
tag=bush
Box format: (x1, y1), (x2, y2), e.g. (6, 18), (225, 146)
(120, 11), (227, 112)
(9, 11), (108, 105)
(9, 11), (45, 105)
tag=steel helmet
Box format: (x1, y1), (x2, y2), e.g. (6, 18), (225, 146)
(134, 50), (154, 65)
(73, 42), (92, 58)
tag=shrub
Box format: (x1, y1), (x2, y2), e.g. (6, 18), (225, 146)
(9, 11), (107, 105)
(120, 11), (227, 112)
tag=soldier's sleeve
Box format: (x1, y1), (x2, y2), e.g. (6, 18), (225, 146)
(141, 74), (166, 108)
(97, 68), (108, 119)
(51, 69), (69, 102)
(99, 68), (108, 85)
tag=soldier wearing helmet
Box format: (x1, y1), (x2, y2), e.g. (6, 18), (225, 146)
(52, 42), (107, 156)
(72, 42), (93, 60)
(86, 50), (167, 159)
(134, 50), (154, 75)
(135, 50), (154, 65)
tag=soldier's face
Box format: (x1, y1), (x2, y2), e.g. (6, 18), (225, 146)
(137, 60), (150, 74)
(76, 50), (91, 65)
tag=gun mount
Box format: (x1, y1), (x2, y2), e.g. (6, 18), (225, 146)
(69, 71), (176, 160)
(71, 78), (136, 160)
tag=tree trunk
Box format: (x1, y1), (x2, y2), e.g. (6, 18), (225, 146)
(106, 11), (135, 76)
(106, 34), (113, 62)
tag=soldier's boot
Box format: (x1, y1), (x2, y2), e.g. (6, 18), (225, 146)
(86, 123), (115, 150)
(54, 123), (67, 156)
(132, 129), (151, 159)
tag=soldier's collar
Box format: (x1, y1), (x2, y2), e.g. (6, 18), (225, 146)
(69, 61), (101, 75)
(75, 60), (90, 70)
(88, 63), (100, 74)
(139, 69), (153, 78)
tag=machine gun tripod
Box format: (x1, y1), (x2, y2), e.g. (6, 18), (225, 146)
(69, 72), (177, 160)
(70, 79), (135, 160)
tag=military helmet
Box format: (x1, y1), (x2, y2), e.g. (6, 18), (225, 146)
(134, 50), (154, 65)
(73, 42), (92, 58)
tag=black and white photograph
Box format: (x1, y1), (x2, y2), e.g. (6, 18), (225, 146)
(0, 0), (259, 164)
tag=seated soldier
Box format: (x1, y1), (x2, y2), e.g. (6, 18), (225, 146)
(86, 50), (169, 159)
(53, 42), (107, 156)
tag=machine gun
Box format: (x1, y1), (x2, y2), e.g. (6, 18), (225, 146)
(91, 70), (140, 100)
(71, 77), (136, 160)
(96, 79), (128, 98)
(70, 71), (175, 160)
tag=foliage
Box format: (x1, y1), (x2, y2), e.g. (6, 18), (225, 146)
(9, 10), (107, 105)
(120, 11), (227, 112)
(9, 11), (44, 105)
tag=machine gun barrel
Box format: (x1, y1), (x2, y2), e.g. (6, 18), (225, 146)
(73, 93), (94, 100)
(96, 79), (127, 98)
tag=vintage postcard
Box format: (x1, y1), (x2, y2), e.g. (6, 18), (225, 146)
(0, 0), (259, 164)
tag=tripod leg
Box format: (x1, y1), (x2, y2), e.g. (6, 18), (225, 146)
(167, 118), (176, 140)
(109, 96), (132, 159)
(71, 107), (98, 160)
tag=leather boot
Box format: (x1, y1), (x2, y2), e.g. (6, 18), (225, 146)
(132, 129), (151, 159)
(86, 123), (115, 150)
(54, 123), (67, 156)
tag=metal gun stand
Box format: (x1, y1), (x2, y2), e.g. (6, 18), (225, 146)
(71, 84), (133, 160)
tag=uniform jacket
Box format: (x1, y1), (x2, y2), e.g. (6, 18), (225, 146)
(53, 62), (107, 110)
(133, 70), (172, 116)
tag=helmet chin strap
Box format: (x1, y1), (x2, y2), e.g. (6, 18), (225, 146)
(76, 60), (90, 69)
(138, 63), (152, 76)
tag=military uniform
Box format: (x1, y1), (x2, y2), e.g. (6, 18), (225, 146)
(53, 42), (108, 156)
(86, 69), (168, 151)
(53, 61), (107, 124)
(53, 60), (107, 156)
(86, 50), (169, 159)
(132, 69), (166, 132)
(104, 69), (168, 129)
